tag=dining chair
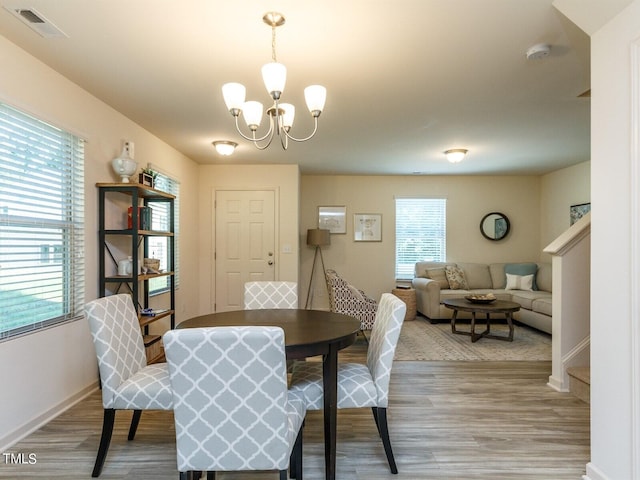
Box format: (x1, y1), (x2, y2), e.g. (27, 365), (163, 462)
(163, 326), (306, 480)
(244, 281), (298, 309)
(289, 293), (406, 474)
(85, 294), (173, 477)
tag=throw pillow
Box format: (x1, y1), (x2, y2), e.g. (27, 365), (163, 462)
(505, 263), (538, 290)
(505, 273), (534, 291)
(444, 265), (469, 290)
(425, 267), (450, 289)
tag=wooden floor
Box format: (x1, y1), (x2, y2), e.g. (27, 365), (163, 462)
(1, 358), (589, 479)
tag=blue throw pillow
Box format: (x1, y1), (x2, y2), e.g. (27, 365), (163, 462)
(504, 263), (538, 290)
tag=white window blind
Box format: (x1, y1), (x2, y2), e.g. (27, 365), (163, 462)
(0, 103), (85, 340)
(147, 169), (179, 295)
(395, 197), (446, 280)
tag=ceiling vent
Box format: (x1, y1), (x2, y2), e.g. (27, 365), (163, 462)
(4, 7), (67, 38)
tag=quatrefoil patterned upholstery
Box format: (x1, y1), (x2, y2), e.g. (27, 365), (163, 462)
(290, 293), (406, 409)
(85, 294), (173, 410)
(244, 281), (298, 309)
(325, 269), (378, 331)
(163, 326), (306, 475)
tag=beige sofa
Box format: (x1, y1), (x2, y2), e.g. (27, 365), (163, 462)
(411, 261), (552, 334)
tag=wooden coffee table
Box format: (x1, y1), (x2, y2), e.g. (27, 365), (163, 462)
(443, 298), (520, 342)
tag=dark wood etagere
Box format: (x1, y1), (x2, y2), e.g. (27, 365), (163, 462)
(97, 183), (175, 363)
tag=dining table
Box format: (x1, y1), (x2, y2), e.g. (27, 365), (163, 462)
(177, 308), (361, 480)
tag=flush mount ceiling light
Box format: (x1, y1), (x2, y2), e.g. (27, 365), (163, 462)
(444, 148), (468, 163)
(221, 12), (327, 151)
(212, 140), (238, 156)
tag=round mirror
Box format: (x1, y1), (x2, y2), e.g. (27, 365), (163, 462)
(480, 212), (510, 241)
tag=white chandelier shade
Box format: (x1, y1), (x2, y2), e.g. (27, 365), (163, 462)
(221, 12), (326, 150)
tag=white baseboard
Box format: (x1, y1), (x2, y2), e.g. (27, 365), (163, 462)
(0, 381), (99, 452)
(584, 462), (610, 480)
(547, 375), (568, 392)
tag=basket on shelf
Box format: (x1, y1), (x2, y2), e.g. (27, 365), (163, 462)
(143, 258), (161, 271)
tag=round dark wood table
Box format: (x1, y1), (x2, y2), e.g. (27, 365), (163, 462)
(177, 309), (361, 480)
(443, 298), (521, 342)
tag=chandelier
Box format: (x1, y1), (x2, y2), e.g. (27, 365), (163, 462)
(221, 12), (327, 150)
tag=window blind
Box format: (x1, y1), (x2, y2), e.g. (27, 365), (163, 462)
(147, 169), (179, 294)
(0, 103), (85, 340)
(395, 197), (446, 280)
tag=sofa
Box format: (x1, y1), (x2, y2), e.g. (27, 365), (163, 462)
(411, 261), (552, 334)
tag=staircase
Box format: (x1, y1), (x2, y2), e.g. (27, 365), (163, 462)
(567, 366), (590, 403)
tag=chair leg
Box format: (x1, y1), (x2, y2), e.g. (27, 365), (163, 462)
(280, 470), (288, 480)
(289, 421), (304, 479)
(207, 472), (216, 480)
(179, 472), (190, 480)
(360, 329), (369, 344)
(374, 407), (398, 474)
(92, 409), (116, 477)
(128, 410), (142, 440)
(371, 407), (380, 434)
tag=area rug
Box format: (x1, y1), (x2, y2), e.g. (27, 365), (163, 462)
(392, 318), (551, 361)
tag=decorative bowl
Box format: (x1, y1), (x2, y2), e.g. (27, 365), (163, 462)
(464, 295), (496, 304)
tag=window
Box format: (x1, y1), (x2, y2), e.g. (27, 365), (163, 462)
(395, 198), (446, 280)
(147, 168), (179, 295)
(0, 103), (85, 340)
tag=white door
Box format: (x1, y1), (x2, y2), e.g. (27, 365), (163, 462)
(215, 190), (276, 311)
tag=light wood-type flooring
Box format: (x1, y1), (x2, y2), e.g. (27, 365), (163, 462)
(1, 357), (589, 479)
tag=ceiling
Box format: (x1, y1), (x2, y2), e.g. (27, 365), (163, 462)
(0, 0), (591, 175)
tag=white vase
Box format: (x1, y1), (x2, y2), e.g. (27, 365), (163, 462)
(111, 144), (137, 183)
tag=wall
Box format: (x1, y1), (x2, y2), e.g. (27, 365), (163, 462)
(587, 2), (640, 478)
(197, 164), (300, 314)
(540, 161), (591, 259)
(300, 175), (544, 309)
(0, 35), (200, 449)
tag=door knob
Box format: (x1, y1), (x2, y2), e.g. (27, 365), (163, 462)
(268, 260), (274, 266)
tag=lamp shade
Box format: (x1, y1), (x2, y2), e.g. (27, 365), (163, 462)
(304, 85), (327, 115)
(243, 101), (264, 129)
(307, 228), (330, 246)
(262, 62), (287, 98)
(279, 103), (295, 129)
(222, 82), (246, 111)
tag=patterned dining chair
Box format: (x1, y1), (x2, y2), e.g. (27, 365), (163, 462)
(325, 269), (378, 341)
(85, 294), (173, 477)
(244, 281), (298, 309)
(163, 326), (306, 480)
(289, 293), (406, 474)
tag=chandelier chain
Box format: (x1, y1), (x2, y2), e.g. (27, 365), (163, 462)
(271, 25), (277, 62)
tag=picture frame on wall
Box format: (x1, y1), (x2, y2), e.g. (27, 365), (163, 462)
(570, 202), (591, 225)
(354, 213), (382, 241)
(318, 206), (346, 234)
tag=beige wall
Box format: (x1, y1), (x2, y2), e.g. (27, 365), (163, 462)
(300, 175), (544, 309)
(0, 35), (200, 448)
(540, 161), (591, 260)
(196, 164), (300, 314)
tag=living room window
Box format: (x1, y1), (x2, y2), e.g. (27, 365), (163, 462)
(395, 197), (446, 280)
(146, 167), (179, 295)
(0, 102), (85, 340)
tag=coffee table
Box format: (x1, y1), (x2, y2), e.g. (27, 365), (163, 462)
(443, 298), (520, 342)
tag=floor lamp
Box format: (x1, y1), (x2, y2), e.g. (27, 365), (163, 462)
(305, 228), (331, 309)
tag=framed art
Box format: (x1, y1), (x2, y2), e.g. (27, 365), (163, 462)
(318, 206), (346, 234)
(354, 213), (382, 241)
(570, 202), (591, 225)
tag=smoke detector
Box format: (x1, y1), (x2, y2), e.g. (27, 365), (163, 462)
(526, 43), (550, 60)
